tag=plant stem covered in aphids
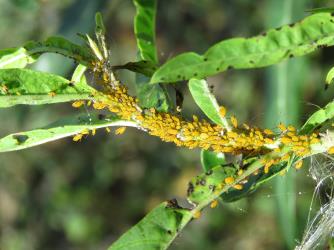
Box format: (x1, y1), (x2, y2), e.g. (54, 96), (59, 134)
(73, 81), (320, 161)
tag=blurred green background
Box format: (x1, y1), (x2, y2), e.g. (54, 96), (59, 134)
(0, 0), (333, 249)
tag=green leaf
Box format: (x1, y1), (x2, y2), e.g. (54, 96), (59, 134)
(95, 12), (106, 36)
(326, 66), (334, 86)
(188, 78), (230, 129)
(131, 0), (170, 112)
(24, 36), (95, 66)
(0, 37), (94, 70)
(71, 64), (87, 84)
(0, 68), (94, 108)
(300, 102), (334, 134)
(306, 7), (334, 14)
(151, 13), (334, 83)
(136, 73), (169, 112)
(0, 113), (136, 153)
(0, 47), (37, 69)
(108, 201), (192, 250)
(188, 157), (287, 204)
(200, 150), (226, 172)
(133, 0), (158, 64)
(112, 60), (158, 77)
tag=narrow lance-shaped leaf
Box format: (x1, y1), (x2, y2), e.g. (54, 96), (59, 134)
(0, 113), (136, 153)
(188, 78), (230, 129)
(109, 201), (192, 250)
(133, 0), (158, 64)
(151, 13), (334, 84)
(132, 0), (170, 112)
(0, 36), (95, 70)
(0, 68), (94, 108)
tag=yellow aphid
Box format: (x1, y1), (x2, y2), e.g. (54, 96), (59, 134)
(81, 128), (90, 135)
(243, 123), (250, 130)
(264, 162), (272, 174)
(263, 129), (274, 135)
(230, 116), (238, 128)
(93, 102), (107, 110)
(72, 133), (83, 142)
(278, 123), (286, 132)
(233, 184), (243, 190)
(72, 100), (85, 108)
(281, 137), (292, 144)
(1, 85), (8, 93)
(16, 92), (21, 96)
(193, 210), (201, 219)
(224, 176), (235, 184)
(295, 160), (303, 170)
(192, 115), (199, 122)
(210, 200), (218, 208)
(115, 127), (126, 135)
(105, 127), (111, 133)
(91, 128), (96, 136)
(310, 138), (320, 144)
(48, 91), (56, 97)
(199, 133), (209, 140)
(327, 146), (334, 154)
(219, 106), (226, 118)
(291, 136), (299, 142)
(237, 169), (244, 176)
(87, 100), (92, 106)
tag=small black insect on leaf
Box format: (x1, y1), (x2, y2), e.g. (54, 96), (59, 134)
(12, 134), (29, 144)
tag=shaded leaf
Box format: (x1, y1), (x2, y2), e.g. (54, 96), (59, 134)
(112, 60), (157, 77)
(136, 73), (169, 112)
(131, 0), (170, 112)
(109, 202), (192, 250)
(133, 0), (158, 64)
(24, 36), (94, 66)
(0, 68), (94, 108)
(151, 13), (334, 83)
(0, 113), (136, 152)
(0, 36), (94, 70)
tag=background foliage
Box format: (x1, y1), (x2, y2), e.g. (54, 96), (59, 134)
(0, 0), (334, 249)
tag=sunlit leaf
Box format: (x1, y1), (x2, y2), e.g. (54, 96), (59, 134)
(0, 68), (94, 108)
(188, 78), (230, 128)
(0, 113), (136, 152)
(325, 66), (334, 86)
(200, 150), (226, 172)
(151, 13), (334, 83)
(0, 47), (37, 69)
(300, 102), (334, 134)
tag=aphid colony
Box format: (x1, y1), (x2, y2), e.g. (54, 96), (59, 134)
(72, 83), (320, 160)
